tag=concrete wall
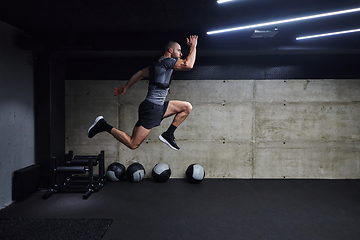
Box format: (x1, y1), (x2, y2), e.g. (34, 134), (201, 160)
(65, 79), (360, 179)
(0, 21), (34, 209)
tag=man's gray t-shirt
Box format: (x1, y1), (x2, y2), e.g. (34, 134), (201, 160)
(145, 56), (178, 105)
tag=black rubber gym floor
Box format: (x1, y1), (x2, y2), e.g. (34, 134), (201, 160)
(1, 179), (360, 240)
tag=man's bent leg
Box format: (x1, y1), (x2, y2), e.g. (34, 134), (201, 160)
(163, 100), (193, 127)
(159, 100), (192, 151)
(110, 125), (151, 150)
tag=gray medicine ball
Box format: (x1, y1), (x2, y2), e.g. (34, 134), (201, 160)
(106, 162), (126, 182)
(126, 163), (145, 182)
(186, 164), (205, 183)
(152, 163), (171, 182)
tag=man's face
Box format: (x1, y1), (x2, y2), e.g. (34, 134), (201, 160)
(171, 43), (182, 59)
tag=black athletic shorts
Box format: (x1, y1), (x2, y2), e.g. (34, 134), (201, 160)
(135, 100), (169, 129)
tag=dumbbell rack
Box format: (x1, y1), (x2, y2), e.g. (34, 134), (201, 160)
(43, 150), (106, 199)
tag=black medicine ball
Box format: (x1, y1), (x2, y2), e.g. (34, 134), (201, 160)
(186, 164), (205, 183)
(126, 163), (145, 182)
(152, 163), (171, 182)
(106, 162), (126, 182)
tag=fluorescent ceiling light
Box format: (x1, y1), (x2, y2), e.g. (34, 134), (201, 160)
(217, 0), (236, 3)
(296, 28), (360, 40)
(207, 7), (360, 35)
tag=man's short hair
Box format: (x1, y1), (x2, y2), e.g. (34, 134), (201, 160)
(164, 41), (177, 53)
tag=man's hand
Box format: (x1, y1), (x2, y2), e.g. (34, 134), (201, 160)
(114, 86), (127, 96)
(186, 35), (198, 49)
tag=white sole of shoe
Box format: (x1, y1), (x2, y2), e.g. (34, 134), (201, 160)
(87, 116), (104, 137)
(159, 134), (180, 151)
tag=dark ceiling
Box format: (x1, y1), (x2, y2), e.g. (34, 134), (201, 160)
(1, 0), (360, 57)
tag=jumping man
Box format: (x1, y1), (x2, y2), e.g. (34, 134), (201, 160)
(87, 35), (198, 151)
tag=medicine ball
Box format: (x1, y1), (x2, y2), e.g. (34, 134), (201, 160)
(152, 163), (171, 182)
(106, 162), (126, 182)
(126, 163), (145, 182)
(186, 164), (205, 183)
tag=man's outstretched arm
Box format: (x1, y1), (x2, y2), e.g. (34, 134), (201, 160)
(174, 35), (198, 71)
(114, 67), (150, 96)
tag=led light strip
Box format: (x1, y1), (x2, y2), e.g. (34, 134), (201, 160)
(207, 7), (360, 35)
(296, 28), (360, 40)
(217, 0), (236, 3)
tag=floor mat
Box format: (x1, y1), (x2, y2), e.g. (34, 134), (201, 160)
(0, 218), (113, 240)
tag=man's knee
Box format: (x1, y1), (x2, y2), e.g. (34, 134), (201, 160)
(184, 102), (192, 114)
(129, 143), (140, 150)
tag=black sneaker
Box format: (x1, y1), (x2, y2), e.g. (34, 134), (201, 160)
(159, 133), (180, 151)
(87, 116), (104, 138)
